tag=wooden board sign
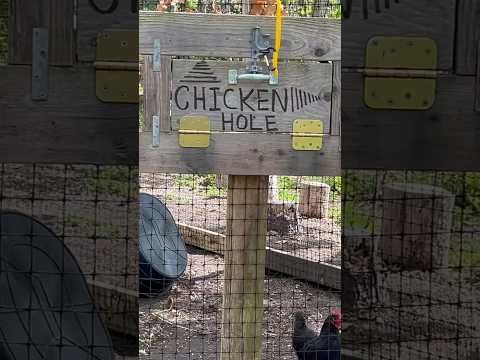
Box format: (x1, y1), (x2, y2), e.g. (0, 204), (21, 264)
(171, 60), (332, 133)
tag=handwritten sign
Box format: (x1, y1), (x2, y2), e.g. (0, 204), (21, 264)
(171, 60), (332, 133)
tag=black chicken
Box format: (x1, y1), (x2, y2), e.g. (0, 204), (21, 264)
(292, 309), (341, 360)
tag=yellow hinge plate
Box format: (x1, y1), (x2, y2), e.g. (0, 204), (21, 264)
(179, 116), (210, 148)
(365, 36), (437, 110)
(364, 78), (436, 110)
(96, 30), (138, 62)
(96, 70), (138, 103)
(292, 119), (323, 151)
(95, 30), (138, 103)
(366, 36), (437, 70)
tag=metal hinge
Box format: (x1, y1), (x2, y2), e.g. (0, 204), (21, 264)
(95, 30), (138, 103)
(292, 119), (323, 151)
(32, 28), (49, 101)
(178, 116), (211, 148)
(364, 36), (437, 110)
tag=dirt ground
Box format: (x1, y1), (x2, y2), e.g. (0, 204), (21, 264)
(139, 173), (342, 266)
(139, 246), (341, 359)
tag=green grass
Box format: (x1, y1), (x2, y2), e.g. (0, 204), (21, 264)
(174, 174), (197, 189)
(278, 176), (299, 202)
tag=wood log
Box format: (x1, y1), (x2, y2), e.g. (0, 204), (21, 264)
(221, 175), (268, 360)
(298, 181), (330, 219)
(176, 222), (341, 290)
(379, 183), (455, 271)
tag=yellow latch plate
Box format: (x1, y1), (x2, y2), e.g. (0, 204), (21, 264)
(96, 30), (138, 62)
(364, 78), (436, 110)
(366, 36), (437, 70)
(292, 119), (323, 151)
(179, 116), (210, 148)
(96, 70), (138, 103)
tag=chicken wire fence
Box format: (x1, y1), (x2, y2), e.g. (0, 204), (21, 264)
(0, 164), (139, 360)
(342, 170), (480, 360)
(138, 0), (341, 17)
(139, 173), (341, 359)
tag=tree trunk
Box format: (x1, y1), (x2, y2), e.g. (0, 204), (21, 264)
(379, 182), (455, 271)
(298, 181), (330, 219)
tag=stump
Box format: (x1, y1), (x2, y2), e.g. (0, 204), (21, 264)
(220, 175), (268, 360)
(298, 181), (330, 219)
(379, 183), (455, 271)
(267, 176), (298, 234)
(216, 174), (228, 189)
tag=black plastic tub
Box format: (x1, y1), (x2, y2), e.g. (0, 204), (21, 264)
(0, 211), (114, 359)
(139, 193), (188, 297)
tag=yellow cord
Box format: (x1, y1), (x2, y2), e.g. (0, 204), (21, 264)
(272, 0), (282, 78)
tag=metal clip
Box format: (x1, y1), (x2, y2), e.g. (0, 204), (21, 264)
(32, 28), (49, 101)
(153, 39), (161, 72)
(152, 116), (160, 147)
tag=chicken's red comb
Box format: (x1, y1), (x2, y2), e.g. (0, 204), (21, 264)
(330, 308), (341, 316)
(330, 308), (342, 329)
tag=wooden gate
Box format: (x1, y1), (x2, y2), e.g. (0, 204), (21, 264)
(140, 9), (340, 359)
(140, 12), (341, 176)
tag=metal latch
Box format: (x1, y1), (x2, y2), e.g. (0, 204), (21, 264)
(228, 27), (278, 85)
(364, 36), (437, 110)
(178, 116), (211, 148)
(292, 119), (323, 151)
(95, 30), (138, 103)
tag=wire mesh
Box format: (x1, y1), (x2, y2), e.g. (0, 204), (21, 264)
(0, 163), (139, 359)
(138, 0), (342, 17)
(139, 173), (341, 359)
(342, 170), (480, 360)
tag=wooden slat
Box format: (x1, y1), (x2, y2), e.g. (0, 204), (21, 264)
(342, 72), (480, 170)
(171, 60), (332, 133)
(476, 41), (480, 112)
(139, 131), (340, 176)
(331, 61), (341, 136)
(140, 12), (340, 61)
(265, 247), (340, 290)
(0, 65), (137, 164)
(342, 0), (456, 70)
(177, 222), (341, 290)
(77, 0), (137, 62)
(455, 0), (479, 75)
(143, 55), (171, 131)
(88, 280), (138, 337)
(8, 0), (74, 65)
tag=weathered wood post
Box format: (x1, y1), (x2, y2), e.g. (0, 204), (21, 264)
(221, 175), (268, 360)
(379, 183), (455, 271)
(298, 181), (330, 219)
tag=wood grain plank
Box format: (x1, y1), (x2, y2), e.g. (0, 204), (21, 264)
(476, 41), (480, 112)
(265, 247), (340, 290)
(331, 61), (341, 136)
(177, 222), (341, 290)
(77, 0), (137, 62)
(342, 72), (480, 170)
(0, 65), (137, 164)
(139, 131), (340, 176)
(8, 0), (74, 65)
(88, 280), (138, 337)
(143, 55), (171, 131)
(342, 0), (456, 70)
(455, 0), (479, 75)
(140, 12), (340, 61)
(171, 60), (332, 133)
